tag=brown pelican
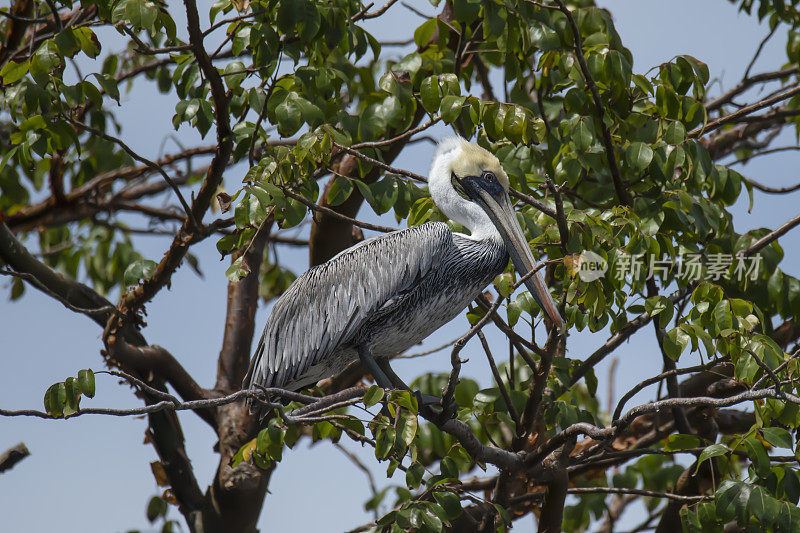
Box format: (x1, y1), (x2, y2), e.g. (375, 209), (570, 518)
(244, 137), (563, 412)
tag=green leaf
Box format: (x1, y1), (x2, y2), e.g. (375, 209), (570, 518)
(275, 95), (303, 137)
(626, 142), (654, 171)
(420, 75), (441, 114)
(93, 73), (120, 103)
(782, 470), (800, 504)
(396, 411), (418, 447)
(664, 433), (700, 451)
(278, 197), (307, 228)
(223, 61), (246, 91)
(44, 382), (66, 417)
(61, 379), (79, 413)
(697, 443), (729, 466)
(744, 437), (771, 478)
(54, 29), (80, 57)
(368, 176), (398, 215)
(146, 496), (167, 522)
(327, 176), (353, 206)
(664, 121), (686, 144)
(365, 487), (390, 512)
(433, 491), (462, 519)
(503, 105), (528, 144)
(0, 60), (28, 85)
(574, 118), (593, 151)
(762, 427), (793, 450)
(375, 427), (395, 460)
(127, 0), (159, 31)
(440, 95), (465, 124)
(777, 502), (800, 532)
(391, 390), (418, 414)
(714, 300), (733, 332)
(406, 462), (425, 490)
(663, 326), (689, 360)
(363, 385), (385, 408)
(225, 256), (249, 282)
(73, 27), (101, 58)
(680, 507), (703, 531)
(79, 369), (96, 398)
(715, 480), (752, 523)
(414, 19), (437, 48)
(748, 486), (780, 523)
(30, 41), (61, 82)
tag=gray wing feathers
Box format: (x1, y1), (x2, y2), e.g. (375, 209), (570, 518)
(246, 222), (451, 391)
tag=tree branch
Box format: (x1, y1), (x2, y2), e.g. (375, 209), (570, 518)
(553, 0), (630, 205)
(742, 211), (800, 255)
(691, 83), (800, 138)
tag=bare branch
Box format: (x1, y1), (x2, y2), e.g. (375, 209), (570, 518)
(283, 188), (397, 233)
(511, 486), (710, 505)
(691, 83), (800, 138)
(351, 116), (441, 150)
(477, 330), (521, 429)
(66, 117), (199, 230)
(706, 66), (798, 112)
(744, 25), (778, 80)
(742, 211), (800, 255)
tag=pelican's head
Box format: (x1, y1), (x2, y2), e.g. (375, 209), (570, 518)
(429, 137), (564, 330)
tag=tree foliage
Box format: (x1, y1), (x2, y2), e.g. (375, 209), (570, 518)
(3, 0), (800, 531)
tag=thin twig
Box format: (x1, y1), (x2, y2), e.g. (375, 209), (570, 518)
(0, 268), (118, 319)
(281, 188), (396, 233)
(439, 264), (551, 419)
(553, 0), (630, 205)
(477, 331), (521, 430)
(691, 83), (800, 138)
(334, 443), (380, 520)
(744, 25), (778, 80)
(66, 118), (199, 230)
(351, 116), (441, 150)
(742, 211), (800, 255)
(510, 486), (709, 505)
(706, 66), (798, 112)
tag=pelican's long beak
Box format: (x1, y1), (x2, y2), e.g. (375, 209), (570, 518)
(460, 176), (565, 332)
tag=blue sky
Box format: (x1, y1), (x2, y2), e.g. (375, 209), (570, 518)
(2, 1), (799, 531)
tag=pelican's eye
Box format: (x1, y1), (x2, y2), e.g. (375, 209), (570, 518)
(482, 171), (496, 183)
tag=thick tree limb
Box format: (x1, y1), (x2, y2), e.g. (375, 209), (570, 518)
(216, 221), (272, 393)
(0, 222), (116, 328)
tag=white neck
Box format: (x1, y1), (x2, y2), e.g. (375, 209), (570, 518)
(428, 144), (501, 242)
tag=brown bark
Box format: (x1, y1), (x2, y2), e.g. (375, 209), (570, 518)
(201, 402), (272, 533)
(216, 223), (272, 393)
(199, 217), (273, 531)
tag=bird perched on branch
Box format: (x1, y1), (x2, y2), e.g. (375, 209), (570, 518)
(244, 137), (564, 416)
